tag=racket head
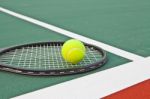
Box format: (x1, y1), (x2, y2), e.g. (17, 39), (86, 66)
(0, 42), (107, 75)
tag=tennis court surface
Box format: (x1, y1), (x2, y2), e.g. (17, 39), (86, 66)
(0, 0), (150, 99)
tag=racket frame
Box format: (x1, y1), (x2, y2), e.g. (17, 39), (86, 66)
(0, 42), (107, 76)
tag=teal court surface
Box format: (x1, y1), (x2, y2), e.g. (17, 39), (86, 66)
(0, 0), (150, 99)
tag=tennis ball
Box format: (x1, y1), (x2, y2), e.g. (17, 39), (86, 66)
(61, 39), (86, 64)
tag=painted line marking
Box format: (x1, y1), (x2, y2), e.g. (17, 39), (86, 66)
(0, 7), (144, 61)
(0, 7), (149, 99)
(13, 57), (150, 99)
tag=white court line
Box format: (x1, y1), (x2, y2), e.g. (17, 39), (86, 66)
(0, 7), (144, 61)
(0, 7), (148, 98)
(13, 57), (150, 99)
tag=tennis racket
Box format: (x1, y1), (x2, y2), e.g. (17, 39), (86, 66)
(0, 42), (107, 76)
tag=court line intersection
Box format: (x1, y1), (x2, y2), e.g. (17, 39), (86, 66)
(0, 7), (149, 99)
(13, 57), (150, 99)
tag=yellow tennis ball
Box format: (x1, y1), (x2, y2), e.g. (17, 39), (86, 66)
(61, 39), (86, 64)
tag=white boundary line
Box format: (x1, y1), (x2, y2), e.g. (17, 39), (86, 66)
(0, 7), (144, 61)
(0, 7), (148, 98)
(13, 57), (150, 99)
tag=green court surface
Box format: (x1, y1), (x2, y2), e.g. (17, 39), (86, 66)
(0, 0), (150, 98)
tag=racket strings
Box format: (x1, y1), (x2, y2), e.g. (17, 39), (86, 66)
(0, 44), (103, 70)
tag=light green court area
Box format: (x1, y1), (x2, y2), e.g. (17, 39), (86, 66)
(0, 0), (150, 98)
